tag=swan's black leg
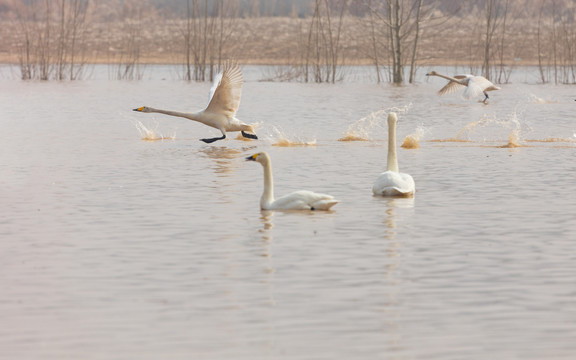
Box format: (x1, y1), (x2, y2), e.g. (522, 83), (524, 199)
(200, 134), (226, 143)
(241, 131), (258, 140)
(483, 92), (489, 104)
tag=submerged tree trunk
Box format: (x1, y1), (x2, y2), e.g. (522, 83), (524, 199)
(408, 0), (423, 84)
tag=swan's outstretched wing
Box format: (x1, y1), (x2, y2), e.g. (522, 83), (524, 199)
(438, 81), (466, 96)
(205, 62), (243, 117)
(208, 72), (223, 103)
(462, 76), (492, 99)
(437, 74), (472, 96)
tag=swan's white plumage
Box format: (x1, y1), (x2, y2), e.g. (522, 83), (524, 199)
(373, 112), (415, 197)
(133, 61), (257, 143)
(268, 190), (338, 211)
(246, 152), (339, 211)
(208, 71), (223, 103)
(427, 71), (500, 103)
(373, 171), (415, 197)
(206, 63), (243, 117)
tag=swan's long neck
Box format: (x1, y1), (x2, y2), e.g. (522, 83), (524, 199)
(149, 108), (202, 122)
(432, 72), (462, 84)
(387, 117), (399, 173)
(260, 159), (275, 208)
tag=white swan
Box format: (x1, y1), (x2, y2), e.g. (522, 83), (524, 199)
(246, 152), (339, 211)
(134, 62), (257, 143)
(373, 112), (415, 197)
(426, 70), (500, 103)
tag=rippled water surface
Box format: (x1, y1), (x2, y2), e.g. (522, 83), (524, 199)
(1, 65), (575, 359)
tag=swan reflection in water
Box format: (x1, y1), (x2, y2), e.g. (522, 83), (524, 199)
(199, 145), (257, 176)
(381, 197), (415, 240)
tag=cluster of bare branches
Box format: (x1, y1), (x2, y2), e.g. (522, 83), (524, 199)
(361, 0), (458, 83)
(4, 0), (576, 84)
(300, 0), (348, 83)
(536, 1), (576, 84)
(179, 0), (239, 82)
(462, 0), (520, 84)
(16, 0), (90, 80)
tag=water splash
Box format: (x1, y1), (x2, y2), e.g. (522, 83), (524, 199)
(401, 126), (425, 149)
(428, 138), (472, 143)
(133, 120), (175, 141)
(498, 127), (521, 148)
(529, 94), (558, 104)
(453, 110), (527, 147)
(338, 104), (412, 142)
(339, 109), (386, 141)
(526, 137), (576, 143)
(268, 126), (316, 147)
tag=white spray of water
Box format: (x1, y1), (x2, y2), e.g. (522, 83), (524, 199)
(267, 126), (317, 147)
(132, 120), (175, 141)
(528, 94), (558, 104)
(339, 104), (412, 141)
(453, 109), (528, 147)
(401, 126), (426, 149)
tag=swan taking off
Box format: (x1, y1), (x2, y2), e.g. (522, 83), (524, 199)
(133, 62), (257, 143)
(246, 152), (339, 211)
(426, 70), (500, 103)
(373, 112), (415, 197)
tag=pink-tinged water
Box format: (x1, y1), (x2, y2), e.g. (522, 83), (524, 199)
(1, 65), (575, 360)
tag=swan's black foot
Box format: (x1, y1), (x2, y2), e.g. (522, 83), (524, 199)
(241, 131), (258, 140)
(200, 135), (226, 143)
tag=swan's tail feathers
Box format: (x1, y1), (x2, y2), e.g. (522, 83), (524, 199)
(311, 199), (340, 210)
(241, 131), (258, 140)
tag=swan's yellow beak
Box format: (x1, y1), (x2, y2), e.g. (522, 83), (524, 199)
(133, 107), (144, 111)
(246, 153), (259, 161)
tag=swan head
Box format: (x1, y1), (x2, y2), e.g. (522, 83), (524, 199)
(425, 71), (438, 76)
(245, 152), (270, 165)
(133, 106), (152, 113)
(387, 112), (398, 126)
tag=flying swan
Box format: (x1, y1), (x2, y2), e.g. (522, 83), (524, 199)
(246, 152), (339, 211)
(373, 112), (415, 197)
(426, 70), (500, 103)
(133, 62), (258, 143)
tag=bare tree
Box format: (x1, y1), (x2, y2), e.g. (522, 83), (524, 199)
(15, 0), (91, 80)
(180, 0), (239, 82)
(364, 0), (457, 84)
(303, 0), (348, 83)
(408, 0), (423, 83)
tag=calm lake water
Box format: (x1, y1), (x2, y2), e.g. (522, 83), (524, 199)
(1, 65), (575, 359)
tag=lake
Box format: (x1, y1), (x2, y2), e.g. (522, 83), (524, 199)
(1, 65), (575, 359)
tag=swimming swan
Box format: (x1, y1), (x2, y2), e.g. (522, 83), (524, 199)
(133, 62), (257, 143)
(426, 70), (500, 103)
(373, 112), (415, 197)
(246, 152), (339, 211)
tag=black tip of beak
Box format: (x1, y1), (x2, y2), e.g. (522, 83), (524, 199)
(133, 108), (140, 111)
(246, 156), (256, 161)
